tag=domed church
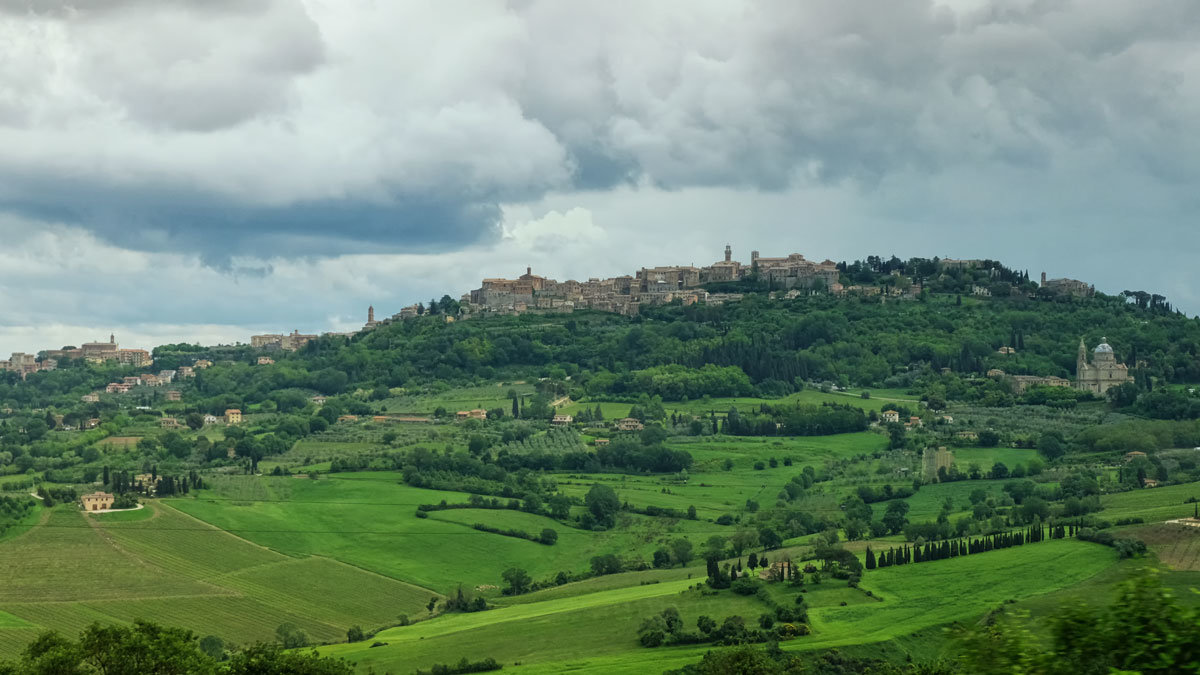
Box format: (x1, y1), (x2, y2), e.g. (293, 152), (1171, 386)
(1075, 337), (1133, 395)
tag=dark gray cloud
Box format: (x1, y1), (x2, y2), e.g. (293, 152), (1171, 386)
(0, 0), (1197, 266)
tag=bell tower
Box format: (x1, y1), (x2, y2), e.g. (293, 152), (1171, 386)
(724, 244), (732, 263)
(1077, 337), (1088, 374)
(368, 305), (375, 323)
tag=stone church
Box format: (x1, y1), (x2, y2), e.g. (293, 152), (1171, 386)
(1075, 337), (1133, 396)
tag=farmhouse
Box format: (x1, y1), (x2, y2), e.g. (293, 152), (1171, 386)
(615, 418), (644, 432)
(594, 438), (610, 447)
(455, 409), (487, 421)
(80, 492), (114, 511)
(225, 409), (242, 424)
(955, 431), (979, 441)
(165, 390), (181, 401)
(203, 414), (219, 425)
(311, 395), (327, 405)
(551, 414), (574, 426)
(160, 417), (181, 429)
(881, 410), (900, 424)
(1124, 451), (1147, 462)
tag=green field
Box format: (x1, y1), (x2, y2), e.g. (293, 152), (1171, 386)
(0, 503), (434, 657)
(563, 389), (909, 421)
(317, 537), (1117, 674)
(168, 473), (724, 595)
(1100, 482), (1200, 522)
(951, 447), (1041, 473)
(377, 383), (537, 415)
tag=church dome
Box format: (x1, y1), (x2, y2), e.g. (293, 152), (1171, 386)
(1094, 339), (1113, 354)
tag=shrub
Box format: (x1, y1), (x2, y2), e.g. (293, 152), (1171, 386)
(731, 576), (759, 595)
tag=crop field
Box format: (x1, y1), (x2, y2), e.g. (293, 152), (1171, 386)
(951, 447), (1040, 473)
(377, 383), (537, 415)
(564, 390), (904, 421)
(676, 433), (889, 469)
(0, 502), (434, 658)
(1100, 482), (1200, 522)
(1123, 523), (1200, 571)
(96, 436), (141, 449)
(318, 537), (1118, 674)
(169, 474), (724, 594)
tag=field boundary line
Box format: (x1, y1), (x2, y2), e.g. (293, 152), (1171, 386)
(157, 501), (299, 559)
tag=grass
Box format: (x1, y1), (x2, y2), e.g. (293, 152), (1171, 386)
(563, 390), (908, 421)
(1100, 482), (1200, 523)
(0, 503), (435, 657)
(951, 447), (1041, 473)
(168, 474), (720, 595)
(377, 383), (537, 415)
(320, 578), (764, 673)
(809, 539), (1116, 645)
(317, 537), (1118, 674)
(902, 480), (1009, 523)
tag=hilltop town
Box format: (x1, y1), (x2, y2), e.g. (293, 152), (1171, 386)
(345, 246), (1096, 332)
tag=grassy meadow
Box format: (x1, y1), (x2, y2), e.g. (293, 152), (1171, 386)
(0, 502), (433, 658)
(317, 537), (1118, 674)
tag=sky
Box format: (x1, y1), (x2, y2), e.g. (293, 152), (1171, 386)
(1, 0), (1198, 356)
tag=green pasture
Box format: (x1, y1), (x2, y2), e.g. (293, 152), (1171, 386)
(0, 503), (434, 658)
(951, 447), (1041, 473)
(810, 538), (1116, 646)
(1100, 481), (1200, 523)
(169, 473), (721, 594)
(319, 537), (1117, 674)
(676, 433), (889, 470)
(901, 480), (1009, 523)
(377, 383), (536, 415)
(563, 389), (907, 421)
(320, 578), (763, 674)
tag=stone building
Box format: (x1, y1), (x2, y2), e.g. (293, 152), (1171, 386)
(1075, 338), (1133, 396)
(80, 492), (114, 511)
(1041, 272), (1094, 297)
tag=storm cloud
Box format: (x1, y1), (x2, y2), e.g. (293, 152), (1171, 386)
(1, 0), (1197, 258)
(1, 0), (1198, 354)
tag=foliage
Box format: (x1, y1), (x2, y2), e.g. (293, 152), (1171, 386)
(0, 620), (351, 674)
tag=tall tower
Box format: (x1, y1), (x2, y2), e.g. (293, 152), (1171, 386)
(109, 334), (115, 344)
(1041, 271), (1047, 286)
(1077, 337), (1088, 374)
(724, 244), (732, 263)
(368, 305), (375, 323)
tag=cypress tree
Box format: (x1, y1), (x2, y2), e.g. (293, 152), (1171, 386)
(865, 547), (876, 570)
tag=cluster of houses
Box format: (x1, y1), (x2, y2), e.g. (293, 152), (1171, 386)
(95, 361), (205, 398)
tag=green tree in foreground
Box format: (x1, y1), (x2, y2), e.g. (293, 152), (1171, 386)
(959, 572), (1200, 675)
(0, 620), (350, 675)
